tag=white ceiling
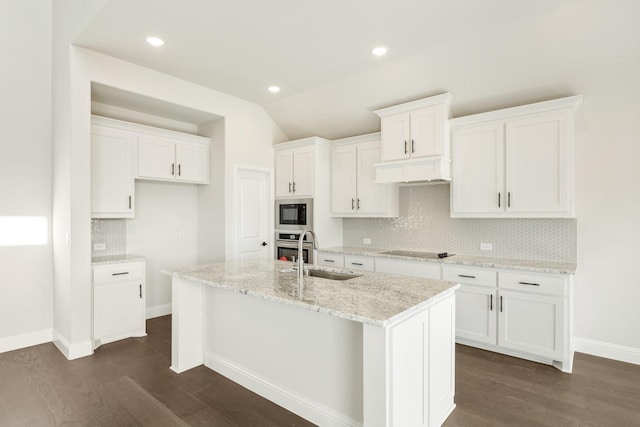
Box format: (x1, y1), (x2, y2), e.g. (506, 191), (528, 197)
(76, 0), (640, 140)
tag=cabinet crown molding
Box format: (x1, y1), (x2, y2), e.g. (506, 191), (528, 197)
(449, 95), (583, 128)
(91, 115), (210, 145)
(273, 136), (331, 151)
(373, 92), (453, 117)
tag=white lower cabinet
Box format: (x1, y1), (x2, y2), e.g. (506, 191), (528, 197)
(315, 252), (345, 268)
(93, 261), (146, 348)
(444, 264), (573, 372)
(344, 255), (375, 272)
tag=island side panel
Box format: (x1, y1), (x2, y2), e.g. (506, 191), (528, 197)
(203, 286), (364, 427)
(171, 277), (205, 373)
(363, 291), (456, 427)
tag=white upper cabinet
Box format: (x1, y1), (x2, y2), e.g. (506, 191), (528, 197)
(330, 134), (398, 217)
(91, 124), (135, 219)
(373, 93), (453, 183)
(380, 105), (447, 161)
(275, 143), (315, 198)
(137, 135), (209, 184)
(450, 96), (582, 218)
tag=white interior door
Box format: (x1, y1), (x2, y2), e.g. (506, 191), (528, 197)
(235, 167), (272, 260)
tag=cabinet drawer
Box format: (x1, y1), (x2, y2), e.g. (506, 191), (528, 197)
(344, 255), (375, 272)
(443, 265), (496, 287)
(316, 252), (344, 268)
(376, 257), (441, 280)
(499, 271), (567, 296)
(94, 262), (144, 285)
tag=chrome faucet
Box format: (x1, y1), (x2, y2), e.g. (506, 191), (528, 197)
(298, 229), (319, 280)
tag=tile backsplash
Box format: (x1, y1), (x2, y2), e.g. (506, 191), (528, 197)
(91, 219), (126, 257)
(343, 184), (576, 262)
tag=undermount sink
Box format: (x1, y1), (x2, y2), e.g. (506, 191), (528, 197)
(306, 269), (360, 281)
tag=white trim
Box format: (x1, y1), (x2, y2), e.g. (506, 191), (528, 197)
(52, 330), (93, 360)
(0, 328), (52, 353)
(205, 351), (362, 427)
(449, 95), (583, 127)
(91, 115), (211, 144)
(146, 303), (172, 319)
(331, 132), (381, 146)
(373, 92), (453, 117)
(574, 337), (640, 366)
(273, 136), (331, 151)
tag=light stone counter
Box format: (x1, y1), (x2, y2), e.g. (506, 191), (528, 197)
(91, 254), (146, 266)
(168, 258), (459, 327)
(319, 246), (576, 274)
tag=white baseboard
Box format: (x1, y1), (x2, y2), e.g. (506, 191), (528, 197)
(0, 328), (52, 353)
(574, 337), (640, 366)
(205, 351), (362, 427)
(52, 330), (93, 360)
(146, 303), (172, 319)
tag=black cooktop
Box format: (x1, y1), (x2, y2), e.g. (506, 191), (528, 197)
(380, 250), (455, 259)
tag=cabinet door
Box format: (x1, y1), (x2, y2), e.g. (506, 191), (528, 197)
(91, 125), (135, 218)
(331, 145), (357, 214)
(356, 141), (387, 214)
(410, 106), (444, 158)
(451, 122), (505, 215)
(94, 281), (144, 344)
(505, 110), (570, 215)
(137, 135), (176, 180)
(381, 113), (410, 161)
(292, 146), (314, 197)
(176, 142), (209, 183)
(498, 290), (564, 360)
(275, 149), (294, 198)
(455, 285), (497, 345)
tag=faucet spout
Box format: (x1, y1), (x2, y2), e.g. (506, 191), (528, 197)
(298, 229), (319, 280)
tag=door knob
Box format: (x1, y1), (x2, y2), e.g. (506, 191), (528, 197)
(261, 242), (268, 246)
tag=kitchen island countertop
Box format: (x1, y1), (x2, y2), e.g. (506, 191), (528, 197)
(167, 258), (459, 327)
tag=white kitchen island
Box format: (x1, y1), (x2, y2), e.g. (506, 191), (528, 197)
(168, 259), (459, 427)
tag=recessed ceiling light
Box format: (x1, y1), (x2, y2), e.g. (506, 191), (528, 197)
(268, 86), (280, 93)
(146, 36), (165, 47)
(372, 46), (388, 56)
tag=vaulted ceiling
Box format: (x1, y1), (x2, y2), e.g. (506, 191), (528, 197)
(76, 0), (640, 140)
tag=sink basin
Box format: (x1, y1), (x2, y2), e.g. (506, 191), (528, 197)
(306, 269), (360, 281)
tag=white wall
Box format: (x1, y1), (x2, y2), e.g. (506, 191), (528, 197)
(0, 0), (53, 350)
(51, 41), (287, 357)
(127, 181), (199, 317)
(573, 101), (640, 362)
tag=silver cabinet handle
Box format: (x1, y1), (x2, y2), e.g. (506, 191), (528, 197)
(411, 139), (415, 153)
(490, 294), (493, 311)
(128, 195), (132, 210)
(324, 259), (334, 263)
(171, 163), (175, 176)
(404, 140), (408, 154)
(112, 272), (129, 276)
(518, 281), (540, 286)
(459, 274), (476, 279)
(292, 182), (296, 193)
(288, 182), (292, 193)
(357, 198), (360, 210)
(351, 262), (363, 266)
(139, 284), (142, 299)
(498, 192), (501, 208)
(508, 192), (511, 207)
(500, 295), (503, 312)
(178, 164), (181, 176)
(351, 198), (355, 210)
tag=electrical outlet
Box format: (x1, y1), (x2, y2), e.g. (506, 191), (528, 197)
(177, 231), (185, 240)
(363, 238), (372, 245)
(93, 243), (106, 251)
(480, 243), (493, 251)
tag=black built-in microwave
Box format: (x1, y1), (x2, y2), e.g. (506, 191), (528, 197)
(275, 198), (313, 230)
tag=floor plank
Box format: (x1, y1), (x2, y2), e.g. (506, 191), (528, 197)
(1, 316), (640, 426)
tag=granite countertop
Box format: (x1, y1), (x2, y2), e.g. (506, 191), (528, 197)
(167, 259), (459, 327)
(318, 246), (577, 274)
(91, 254), (146, 266)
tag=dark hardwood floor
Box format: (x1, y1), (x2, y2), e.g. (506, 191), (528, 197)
(1, 315), (639, 426)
